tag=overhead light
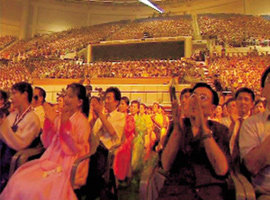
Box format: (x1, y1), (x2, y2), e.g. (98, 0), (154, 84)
(138, 0), (164, 13)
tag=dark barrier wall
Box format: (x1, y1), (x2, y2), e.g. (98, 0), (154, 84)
(92, 41), (185, 61)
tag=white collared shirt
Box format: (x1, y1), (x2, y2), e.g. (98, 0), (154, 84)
(92, 109), (126, 152)
(34, 105), (45, 129)
(0, 110), (41, 151)
(239, 109), (270, 192)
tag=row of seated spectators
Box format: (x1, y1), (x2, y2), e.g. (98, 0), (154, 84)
(28, 59), (205, 83)
(1, 54), (270, 95)
(0, 61), (32, 91)
(0, 36), (16, 50)
(198, 14), (270, 47)
(108, 15), (193, 40)
(0, 23), (124, 61)
(207, 54), (270, 96)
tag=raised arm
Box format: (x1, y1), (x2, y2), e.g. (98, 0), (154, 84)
(240, 118), (270, 175)
(161, 99), (183, 171)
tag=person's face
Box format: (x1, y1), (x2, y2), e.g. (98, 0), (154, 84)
(253, 102), (265, 115)
(130, 103), (139, 115)
(104, 92), (118, 113)
(118, 99), (128, 113)
(236, 92), (254, 117)
(227, 101), (238, 116)
(11, 89), (26, 109)
(32, 88), (42, 107)
(262, 74), (270, 102)
(214, 105), (223, 117)
(189, 87), (215, 118)
(146, 107), (152, 115)
(139, 105), (145, 114)
(57, 97), (64, 110)
(63, 88), (82, 113)
(152, 103), (159, 113)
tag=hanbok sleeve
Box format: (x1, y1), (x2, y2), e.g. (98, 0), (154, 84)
(41, 118), (57, 148)
(59, 114), (90, 156)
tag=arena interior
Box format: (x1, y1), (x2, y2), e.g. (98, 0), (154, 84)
(0, 0), (270, 199)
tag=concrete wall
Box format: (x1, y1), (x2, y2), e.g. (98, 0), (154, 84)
(0, 0), (22, 37)
(245, 0), (270, 15)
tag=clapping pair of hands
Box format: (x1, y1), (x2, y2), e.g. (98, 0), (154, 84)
(171, 94), (210, 136)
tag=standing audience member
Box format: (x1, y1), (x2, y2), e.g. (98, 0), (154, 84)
(230, 87), (254, 169)
(158, 82), (231, 200)
(220, 98), (238, 128)
(0, 83), (90, 200)
(210, 105), (223, 122)
(240, 66), (270, 200)
(113, 97), (135, 185)
(91, 87), (126, 152)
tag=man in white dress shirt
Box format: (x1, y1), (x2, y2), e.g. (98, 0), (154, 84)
(240, 66), (270, 200)
(91, 87), (125, 153)
(230, 87), (254, 168)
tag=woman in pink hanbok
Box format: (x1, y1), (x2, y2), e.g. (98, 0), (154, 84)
(0, 83), (90, 200)
(113, 96), (135, 181)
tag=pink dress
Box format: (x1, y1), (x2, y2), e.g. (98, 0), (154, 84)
(0, 112), (90, 200)
(113, 114), (135, 180)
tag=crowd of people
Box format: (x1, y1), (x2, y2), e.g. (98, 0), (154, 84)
(1, 68), (270, 199)
(0, 36), (16, 50)
(0, 54), (270, 97)
(1, 14), (270, 62)
(0, 23), (124, 61)
(0, 81), (171, 199)
(0, 58), (206, 91)
(198, 14), (270, 46)
(0, 61), (32, 91)
(108, 16), (193, 40)
(1, 11), (270, 200)
(207, 54), (270, 95)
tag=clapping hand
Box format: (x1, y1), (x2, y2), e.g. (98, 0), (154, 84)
(44, 103), (58, 123)
(188, 93), (208, 135)
(91, 98), (103, 116)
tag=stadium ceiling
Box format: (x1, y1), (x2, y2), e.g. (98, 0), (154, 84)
(57, 0), (190, 5)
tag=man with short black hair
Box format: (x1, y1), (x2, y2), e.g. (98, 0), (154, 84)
(32, 87), (46, 128)
(235, 87), (255, 119)
(91, 87), (126, 152)
(159, 82), (230, 200)
(230, 87), (254, 168)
